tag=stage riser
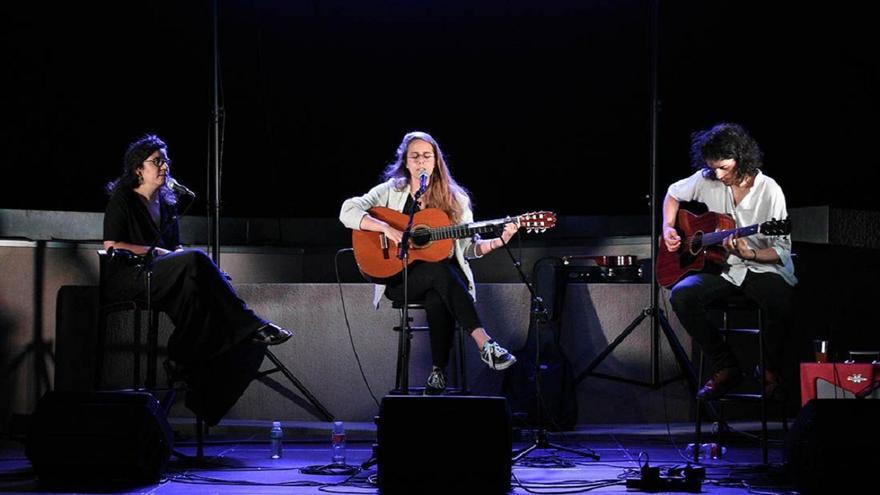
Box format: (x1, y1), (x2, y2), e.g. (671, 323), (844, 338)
(55, 283), (697, 424)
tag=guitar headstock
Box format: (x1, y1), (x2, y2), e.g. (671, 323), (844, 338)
(517, 211), (557, 233)
(759, 217), (791, 236)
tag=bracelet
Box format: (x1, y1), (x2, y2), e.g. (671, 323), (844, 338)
(749, 249), (758, 261)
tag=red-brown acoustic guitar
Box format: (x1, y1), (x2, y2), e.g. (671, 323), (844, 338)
(352, 206), (556, 282)
(655, 209), (791, 289)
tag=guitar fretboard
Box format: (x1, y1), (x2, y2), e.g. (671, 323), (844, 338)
(428, 217), (514, 241)
(697, 224), (759, 246)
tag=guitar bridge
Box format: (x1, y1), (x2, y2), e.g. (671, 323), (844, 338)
(380, 234), (389, 259)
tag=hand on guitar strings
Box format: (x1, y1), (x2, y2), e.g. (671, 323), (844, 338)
(722, 233), (752, 260)
(662, 225), (681, 252)
(381, 223), (404, 244)
(498, 218), (520, 245)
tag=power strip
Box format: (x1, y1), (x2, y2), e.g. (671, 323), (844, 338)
(625, 466), (703, 493)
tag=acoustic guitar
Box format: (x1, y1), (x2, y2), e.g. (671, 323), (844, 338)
(352, 206), (556, 282)
(655, 209), (791, 289)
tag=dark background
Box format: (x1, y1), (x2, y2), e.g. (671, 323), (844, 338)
(1, 1), (878, 419)
(3, 1), (877, 220)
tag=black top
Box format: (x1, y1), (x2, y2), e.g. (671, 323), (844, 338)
(103, 188), (180, 250)
(402, 194), (420, 215)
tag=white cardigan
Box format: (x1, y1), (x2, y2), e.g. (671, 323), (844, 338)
(339, 179), (482, 308)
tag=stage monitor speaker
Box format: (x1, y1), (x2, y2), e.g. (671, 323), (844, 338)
(25, 391), (173, 485)
(376, 395), (511, 494)
(784, 398), (880, 494)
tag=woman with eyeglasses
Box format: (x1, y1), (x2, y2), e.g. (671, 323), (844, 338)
(102, 134), (292, 423)
(340, 131), (519, 394)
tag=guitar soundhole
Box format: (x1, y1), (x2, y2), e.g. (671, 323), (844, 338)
(411, 228), (431, 248)
(688, 231), (704, 255)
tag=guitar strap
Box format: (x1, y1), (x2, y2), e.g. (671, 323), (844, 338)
(402, 195), (420, 215)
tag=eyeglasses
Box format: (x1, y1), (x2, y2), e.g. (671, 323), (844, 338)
(145, 157), (171, 168)
(407, 152), (434, 161)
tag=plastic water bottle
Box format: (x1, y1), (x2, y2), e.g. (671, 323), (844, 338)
(270, 421), (283, 459)
(331, 420), (346, 465)
(684, 442), (726, 459)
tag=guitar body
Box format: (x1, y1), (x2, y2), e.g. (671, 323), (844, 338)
(351, 207), (455, 282)
(656, 209), (735, 289)
(352, 206), (557, 282)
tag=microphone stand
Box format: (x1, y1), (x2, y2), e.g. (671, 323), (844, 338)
(493, 231), (599, 462)
(393, 184), (426, 394)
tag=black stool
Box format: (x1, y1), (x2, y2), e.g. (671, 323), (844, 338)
(95, 250), (161, 390)
(95, 250), (207, 458)
(391, 300), (469, 395)
(694, 294), (786, 464)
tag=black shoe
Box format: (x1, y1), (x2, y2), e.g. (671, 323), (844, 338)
(754, 365), (785, 401)
(480, 340), (517, 371)
(251, 323), (293, 345)
(425, 369), (447, 395)
(163, 359), (192, 386)
(697, 366), (743, 400)
(762, 369), (785, 401)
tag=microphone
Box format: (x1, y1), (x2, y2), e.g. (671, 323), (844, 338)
(418, 168), (429, 193)
(166, 177), (196, 197)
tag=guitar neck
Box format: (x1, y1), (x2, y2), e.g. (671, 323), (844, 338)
(700, 224), (759, 246)
(429, 217), (514, 241)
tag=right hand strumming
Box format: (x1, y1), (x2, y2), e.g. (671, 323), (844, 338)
(662, 225), (681, 252)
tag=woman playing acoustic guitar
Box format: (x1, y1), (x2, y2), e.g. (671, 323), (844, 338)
(340, 131), (518, 394)
(661, 123), (797, 401)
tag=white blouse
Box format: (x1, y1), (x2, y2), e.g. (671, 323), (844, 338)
(667, 170), (797, 287)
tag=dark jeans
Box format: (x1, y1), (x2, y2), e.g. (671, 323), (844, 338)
(384, 260), (482, 369)
(669, 270), (794, 374)
(104, 249), (266, 366)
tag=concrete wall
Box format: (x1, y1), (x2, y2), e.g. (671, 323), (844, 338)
(0, 241), (304, 428)
(51, 282), (697, 425)
(6, 237), (791, 428)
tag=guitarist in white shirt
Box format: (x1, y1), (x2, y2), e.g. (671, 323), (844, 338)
(661, 123), (796, 401)
(340, 131), (518, 394)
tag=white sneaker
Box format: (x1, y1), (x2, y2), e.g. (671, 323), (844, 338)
(480, 340), (516, 371)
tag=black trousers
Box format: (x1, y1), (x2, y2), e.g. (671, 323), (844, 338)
(384, 260), (482, 369)
(669, 270), (794, 374)
(104, 249), (266, 367)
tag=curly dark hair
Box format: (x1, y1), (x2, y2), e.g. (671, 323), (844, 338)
(106, 134), (176, 205)
(690, 123), (763, 181)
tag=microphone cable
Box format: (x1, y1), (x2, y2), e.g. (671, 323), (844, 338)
(334, 248), (381, 409)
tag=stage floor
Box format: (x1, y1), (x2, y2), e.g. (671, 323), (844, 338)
(0, 420), (798, 494)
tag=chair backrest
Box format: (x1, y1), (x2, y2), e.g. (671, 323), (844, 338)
(97, 249), (134, 308)
(94, 249), (160, 390)
(97, 249), (110, 296)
